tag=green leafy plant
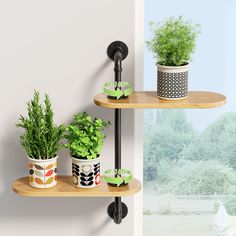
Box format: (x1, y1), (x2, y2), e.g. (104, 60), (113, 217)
(146, 16), (201, 66)
(16, 91), (65, 159)
(64, 112), (110, 159)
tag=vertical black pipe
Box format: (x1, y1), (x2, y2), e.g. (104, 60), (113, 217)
(115, 109), (121, 170)
(114, 52), (122, 87)
(114, 197), (122, 224)
(114, 51), (122, 224)
(107, 41), (129, 224)
(114, 51), (122, 171)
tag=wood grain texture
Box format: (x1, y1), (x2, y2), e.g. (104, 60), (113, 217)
(12, 176), (142, 197)
(94, 91), (226, 109)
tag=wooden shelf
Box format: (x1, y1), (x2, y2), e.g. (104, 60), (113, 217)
(94, 91), (226, 109)
(12, 176), (142, 197)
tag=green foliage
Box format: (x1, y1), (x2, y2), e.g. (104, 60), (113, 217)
(144, 110), (194, 181)
(144, 110), (236, 196)
(16, 91), (65, 159)
(203, 113), (236, 169)
(143, 209), (153, 216)
(156, 160), (236, 195)
(159, 206), (174, 215)
(146, 16), (201, 66)
(182, 113), (236, 168)
(64, 112), (110, 159)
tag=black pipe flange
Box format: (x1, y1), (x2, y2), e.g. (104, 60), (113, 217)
(107, 41), (129, 61)
(107, 201), (128, 224)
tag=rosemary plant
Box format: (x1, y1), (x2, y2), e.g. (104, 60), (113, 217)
(16, 91), (65, 159)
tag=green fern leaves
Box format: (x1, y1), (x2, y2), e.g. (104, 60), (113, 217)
(146, 16), (201, 66)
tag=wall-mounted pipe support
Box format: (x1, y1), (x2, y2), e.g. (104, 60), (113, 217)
(106, 41), (129, 224)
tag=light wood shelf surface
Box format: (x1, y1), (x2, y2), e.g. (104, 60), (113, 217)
(12, 176), (142, 197)
(94, 91), (226, 109)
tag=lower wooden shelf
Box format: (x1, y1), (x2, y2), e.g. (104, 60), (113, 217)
(12, 176), (142, 197)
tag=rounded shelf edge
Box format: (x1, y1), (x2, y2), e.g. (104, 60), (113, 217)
(12, 176), (142, 197)
(94, 91), (226, 109)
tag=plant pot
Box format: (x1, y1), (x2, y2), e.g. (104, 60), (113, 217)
(28, 156), (58, 189)
(157, 63), (189, 100)
(71, 156), (100, 188)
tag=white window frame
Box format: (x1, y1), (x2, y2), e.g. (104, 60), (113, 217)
(134, 1), (144, 236)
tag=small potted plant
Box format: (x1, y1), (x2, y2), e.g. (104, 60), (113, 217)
(16, 91), (65, 189)
(146, 16), (201, 100)
(64, 112), (110, 188)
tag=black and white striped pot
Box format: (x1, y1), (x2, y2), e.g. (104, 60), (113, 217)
(71, 156), (100, 188)
(157, 63), (189, 100)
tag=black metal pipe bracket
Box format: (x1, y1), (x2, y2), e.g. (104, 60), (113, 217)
(106, 41), (129, 224)
(107, 41), (128, 62)
(107, 199), (128, 224)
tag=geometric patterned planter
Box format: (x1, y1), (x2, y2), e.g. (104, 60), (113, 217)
(72, 156), (100, 188)
(28, 156), (58, 189)
(157, 63), (189, 100)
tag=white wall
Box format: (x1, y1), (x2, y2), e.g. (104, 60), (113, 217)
(0, 1), (143, 235)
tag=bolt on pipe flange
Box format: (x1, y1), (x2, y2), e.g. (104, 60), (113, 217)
(107, 41), (128, 61)
(107, 201), (128, 224)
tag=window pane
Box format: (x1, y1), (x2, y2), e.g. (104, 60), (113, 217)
(144, 1), (236, 235)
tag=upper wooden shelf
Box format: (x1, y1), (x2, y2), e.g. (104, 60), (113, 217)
(12, 176), (141, 197)
(94, 91), (226, 109)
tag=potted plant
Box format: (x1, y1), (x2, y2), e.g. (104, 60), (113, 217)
(64, 112), (110, 188)
(16, 91), (65, 189)
(146, 16), (201, 100)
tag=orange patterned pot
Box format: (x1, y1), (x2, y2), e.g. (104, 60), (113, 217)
(28, 156), (58, 189)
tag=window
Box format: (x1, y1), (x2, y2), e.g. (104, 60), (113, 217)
(144, 1), (236, 235)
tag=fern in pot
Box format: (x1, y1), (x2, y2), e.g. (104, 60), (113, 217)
(146, 16), (201, 100)
(64, 112), (110, 188)
(16, 91), (65, 189)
